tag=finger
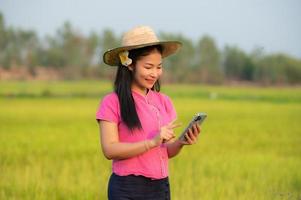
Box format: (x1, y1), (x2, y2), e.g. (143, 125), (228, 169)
(169, 122), (182, 129)
(179, 139), (189, 145)
(163, 137), (174, 143)
(192, 124), (197, 133)
(167, 135), (176, 141)
(168, 118), (177, 126)
(184, 133), (193, 144)
(185, 130), (194, 144)
(192, 124), (199, 136)
(162, 132), (173, 141)
(163, 135), (174, 142)
(166, 129), (174, 135)
(196, 123), (201, 133)
(162, 132), (175, 140)
(188, 128), (197, 142)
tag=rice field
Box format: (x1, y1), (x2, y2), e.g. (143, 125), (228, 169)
(0, 80), (300, 199)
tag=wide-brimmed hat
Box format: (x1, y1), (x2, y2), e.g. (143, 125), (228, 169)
(103, 26), (182, 66)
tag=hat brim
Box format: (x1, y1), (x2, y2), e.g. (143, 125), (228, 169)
(103, 41), (182, 66)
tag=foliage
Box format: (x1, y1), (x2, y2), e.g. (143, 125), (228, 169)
(0, 13), (300, 84)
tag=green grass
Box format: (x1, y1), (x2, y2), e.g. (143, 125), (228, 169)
(0, 81), (300, 199)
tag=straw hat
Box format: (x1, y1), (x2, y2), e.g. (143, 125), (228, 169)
(103, 26), (182, 66)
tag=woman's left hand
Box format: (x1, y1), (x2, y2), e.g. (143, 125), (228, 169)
(179, 123), (201, 145)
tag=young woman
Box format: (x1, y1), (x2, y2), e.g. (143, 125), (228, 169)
(96, 26), (201, 200)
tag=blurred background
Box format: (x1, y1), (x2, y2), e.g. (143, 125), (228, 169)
(0, 0), (300, 84)
(0, 0), (300, 199)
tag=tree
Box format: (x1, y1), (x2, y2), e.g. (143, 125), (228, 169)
(255, 54), (301, 85)
(223, 46), (255, 81)
(44, 22), (87, 68)
(196, 35), (223, 84)
(98, 29), (121, 79)
(0, 13), (5, 50)
(99, 29), (120, 58)
(159, 32), (196, 83)
(0, 13), (39, 70)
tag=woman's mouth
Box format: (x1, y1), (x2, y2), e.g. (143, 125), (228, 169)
(146, 79), (156, 84)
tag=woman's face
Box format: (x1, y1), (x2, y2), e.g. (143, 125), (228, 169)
(129, 49), (163, 94)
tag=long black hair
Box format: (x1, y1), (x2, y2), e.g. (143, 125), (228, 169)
(114, 45), (163, 131)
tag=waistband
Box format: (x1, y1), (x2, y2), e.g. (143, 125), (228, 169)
(111, 173), (169, 182)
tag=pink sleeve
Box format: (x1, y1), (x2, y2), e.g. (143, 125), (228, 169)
(96, 93), (120, 124)
(162, 94), (177, 120)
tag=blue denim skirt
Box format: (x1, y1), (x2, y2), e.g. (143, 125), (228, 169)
(108, 173), (170, 200)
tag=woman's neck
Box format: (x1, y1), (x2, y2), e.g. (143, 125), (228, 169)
(131, 85), (148, 96)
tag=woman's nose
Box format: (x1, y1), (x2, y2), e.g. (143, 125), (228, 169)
(150, 69), (160, 78)
(150, 71), (158, 78)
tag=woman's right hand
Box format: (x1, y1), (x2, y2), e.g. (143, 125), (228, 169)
(150, 119), (182, 147)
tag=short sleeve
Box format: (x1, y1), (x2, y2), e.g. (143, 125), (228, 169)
(96, 93), (120, 124)
(162, 94), (177, 120)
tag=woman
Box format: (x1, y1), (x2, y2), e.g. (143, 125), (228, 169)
(96, 26), (201, 200)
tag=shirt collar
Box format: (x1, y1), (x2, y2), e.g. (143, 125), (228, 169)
(132, 88), (153, 102)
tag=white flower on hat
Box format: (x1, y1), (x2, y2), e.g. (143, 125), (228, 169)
(118, 51), (132, 67)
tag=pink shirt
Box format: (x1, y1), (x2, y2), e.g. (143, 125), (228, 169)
(96, 89), (177, 179)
